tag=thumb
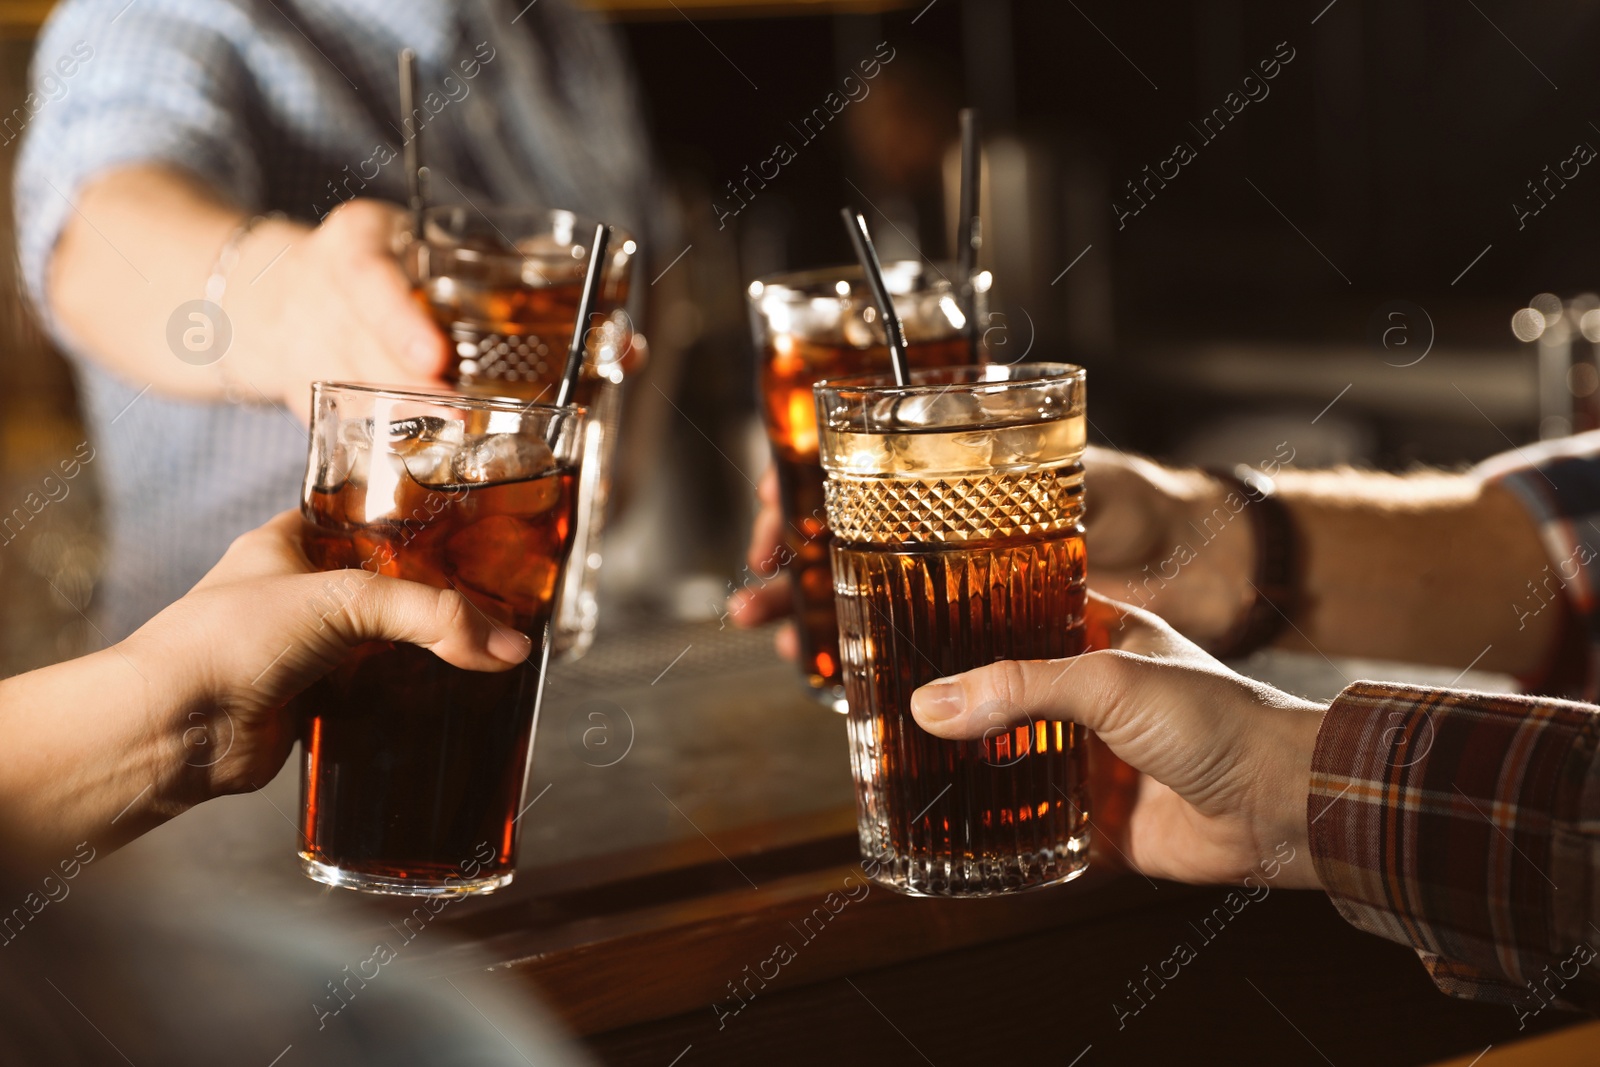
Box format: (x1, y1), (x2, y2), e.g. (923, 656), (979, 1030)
(910, 649), (1147, 742)
(910, 590), (1202, 742)
(319, 574), (534, 671)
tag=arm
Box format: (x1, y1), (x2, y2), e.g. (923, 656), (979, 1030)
(46, 165), (446, 420)
(1085, 447), (1562, 678)
(14, 4), (445, 420)
(0, 512), (530, 854)
(913, 593), (1600, 1008)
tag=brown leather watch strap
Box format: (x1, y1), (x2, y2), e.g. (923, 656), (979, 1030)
(1206, 465), (1302, 660)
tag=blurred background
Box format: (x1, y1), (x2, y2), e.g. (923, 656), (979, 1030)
(3, 0), (1597, 673)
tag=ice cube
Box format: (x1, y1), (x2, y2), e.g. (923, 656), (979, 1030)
(387, 416), (463, 444)
(887, 389), (982, 429)
(387, 416), (465, 486)
(987, 424), (1047, 467)
(451, 433), (556, 485)
(446, 515), (560, 619)
(316, 417), (372, 490)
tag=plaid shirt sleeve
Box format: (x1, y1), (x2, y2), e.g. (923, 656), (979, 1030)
(1478, 429), (1600, 701)
(1309, 682), (1600, 1017)
(1306, 434), (1600, 1016)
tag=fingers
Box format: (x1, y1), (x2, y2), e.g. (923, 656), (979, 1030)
(323, 574), (532, 672)
(772, 621), (799, 662)
(746, 503), (787, 576)
(322, 200), (447, 378)
(727, 575), (793, 627)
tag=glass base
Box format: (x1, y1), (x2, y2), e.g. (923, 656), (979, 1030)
(862, 826), (1091, 898)
(300, 856), (513, 898)
(804, 680), (849, 714)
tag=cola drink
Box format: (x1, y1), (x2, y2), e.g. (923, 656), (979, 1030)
(297, 384), (584, 897)
(748, 262), (983, 709)
(818, 364), (1091, 896)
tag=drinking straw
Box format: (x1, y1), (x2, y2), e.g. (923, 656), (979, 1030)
(399, 49), (426, 233)
(956, 107), (982, 362)
(555, 223), (611, 410)
(840, 208), (911, 387)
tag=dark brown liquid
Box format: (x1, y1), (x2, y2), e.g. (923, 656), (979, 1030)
(832, 527), (1089, 895)
(415, 271), (634, 403)
(760, 334), (971, 694)
(299, 467), (577, 884)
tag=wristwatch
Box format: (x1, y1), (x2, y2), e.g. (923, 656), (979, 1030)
(1205, 465), (1302, 660)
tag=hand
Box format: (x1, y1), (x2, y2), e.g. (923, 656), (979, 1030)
(228, 200), (448, 420)
(726, 465), (800, 661)
(125, 510), (531, 804)
(909, 592), (1326, 888)
(1084, 446), (1256, 645)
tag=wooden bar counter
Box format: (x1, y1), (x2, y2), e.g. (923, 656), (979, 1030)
(96, 619), (1591, 1065)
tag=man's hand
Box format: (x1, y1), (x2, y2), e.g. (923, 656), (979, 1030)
(229, 200), (448, 420)
(910, 592), (1326, 888)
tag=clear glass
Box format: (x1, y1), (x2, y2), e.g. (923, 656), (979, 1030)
(297, 382), (586, 897)
(402, 205), (638, 662)
(746, 262), (989, 711)
(815, 363), (1090, 897)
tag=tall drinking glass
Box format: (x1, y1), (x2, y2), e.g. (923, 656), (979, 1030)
(816, 363), (1089, 896)
(747, 262), (987, 710)
(297, 383), (585, 896)
(403, 205), (637, 661)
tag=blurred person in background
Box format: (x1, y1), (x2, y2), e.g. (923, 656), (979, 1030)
(13, 0), (652, 640)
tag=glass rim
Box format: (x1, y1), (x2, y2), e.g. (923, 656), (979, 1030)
(747, 260), (989, 302)
(313, 381), (588, 420)
(814, 362), (1085, 401)
(416, 204), (637, 255)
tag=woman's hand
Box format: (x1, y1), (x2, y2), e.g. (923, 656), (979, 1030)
(130, 510), (532, 800)
(0, 511), (530, 853)
(725, 465), (800, 660)
(909, 592), (1326, 888)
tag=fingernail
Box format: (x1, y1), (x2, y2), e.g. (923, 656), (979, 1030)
(409, 335), (440, 371)
(488, 629), (533, 664)
(912, 681), (965, 722)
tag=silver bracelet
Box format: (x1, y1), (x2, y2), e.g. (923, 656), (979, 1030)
(204, 212), (281, 305)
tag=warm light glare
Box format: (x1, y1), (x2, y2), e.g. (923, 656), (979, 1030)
(835, 280), (851, 297)
(1581, 309), (1600, 343)
(939, 294), (967, 331)
(1511, 307), (1547, 343)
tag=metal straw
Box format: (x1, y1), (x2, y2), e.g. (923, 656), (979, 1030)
(840, 209), (911, 386)
(956, 107), (982, 361)
(555, 223), (612, 410)
(399, 49), (426, 233)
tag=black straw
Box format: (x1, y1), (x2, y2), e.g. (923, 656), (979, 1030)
(556, 223), (611, 410)
(841, 208), (910, 387)
(956, 107), (982, 362)
(399, 49), (426, 233)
